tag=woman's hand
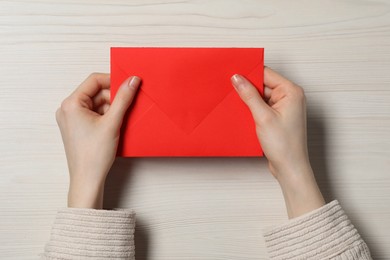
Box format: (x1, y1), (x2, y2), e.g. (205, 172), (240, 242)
(231, 67), (325, 218)
(56, 73), (141, 209)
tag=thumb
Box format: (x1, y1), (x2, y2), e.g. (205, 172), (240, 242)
(108, 76), (141, 127)
(231, 74), (271, 124)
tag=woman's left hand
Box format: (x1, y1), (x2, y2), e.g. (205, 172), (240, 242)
(56, 73), (141, 209)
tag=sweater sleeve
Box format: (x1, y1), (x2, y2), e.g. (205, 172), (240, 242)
(263, 200), (372, 260)
(42, 208), (136, 260)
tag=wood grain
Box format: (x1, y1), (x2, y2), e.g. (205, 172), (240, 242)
(0, 0), (389, 259)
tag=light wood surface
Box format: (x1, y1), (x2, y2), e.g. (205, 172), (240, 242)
(1, 0), (389, 259)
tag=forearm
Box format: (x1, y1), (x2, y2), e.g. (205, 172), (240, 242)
(273, 162), (325, 219)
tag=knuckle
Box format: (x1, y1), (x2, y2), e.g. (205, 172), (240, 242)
(55, 108), (61, 123)
(297, 89), (306, 103)
(241, 88), (259, 103)
(88, 72), (100, 79)
(115, 89), (133, 104)
(114, 93), (128, 105)
(291, 85), (305, 101)
(258, 112), (274, 125)
(60, 98), (77, 113)
(286, 81), (296, 89)
(295, 86), (305, 96)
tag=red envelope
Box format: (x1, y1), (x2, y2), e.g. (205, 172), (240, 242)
(110, 47), (264, 157)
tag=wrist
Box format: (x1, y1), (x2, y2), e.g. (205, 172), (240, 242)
(68, 177), (106, 209)
(272, 159), (312, 184)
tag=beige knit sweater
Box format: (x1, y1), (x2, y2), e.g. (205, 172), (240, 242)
(42, 200), (372, 259)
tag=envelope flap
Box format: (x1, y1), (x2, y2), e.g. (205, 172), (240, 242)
(111, 48), (263, 134)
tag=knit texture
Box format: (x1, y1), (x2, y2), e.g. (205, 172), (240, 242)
(264, 200), (372, 260)
(42, 201), (371, 259)
(42, 208), (135, 260)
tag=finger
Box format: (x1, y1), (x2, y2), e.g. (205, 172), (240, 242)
(269, 87), (288, 107)
(231, 74), (272, 124)
(264, 66), (292, 89)
(74, 73), (110, 98)
(264, 86), (272, 101)
(92, 89), (110, 109)
(96, 103), (110, 115)
(107, 76), (141, 127)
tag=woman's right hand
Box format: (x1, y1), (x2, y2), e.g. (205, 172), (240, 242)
(231, 67), (325, 218)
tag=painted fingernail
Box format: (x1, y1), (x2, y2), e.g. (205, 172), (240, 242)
(231, 74), (246, 91)
(128, 76), (141, 90)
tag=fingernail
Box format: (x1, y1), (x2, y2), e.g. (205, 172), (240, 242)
(231, 74), (246, 91)
(128, 76), (141, 90)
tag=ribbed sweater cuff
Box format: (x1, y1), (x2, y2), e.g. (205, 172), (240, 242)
(264, 200), (371, 259)
(43, 208), (135, 260)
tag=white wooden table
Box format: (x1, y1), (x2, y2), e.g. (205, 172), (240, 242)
(1, 1), (389, 259)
